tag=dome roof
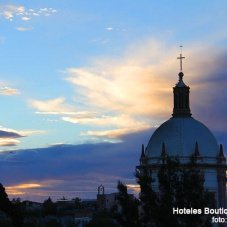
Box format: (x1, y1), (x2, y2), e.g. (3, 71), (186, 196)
(146, 117), (219, 158)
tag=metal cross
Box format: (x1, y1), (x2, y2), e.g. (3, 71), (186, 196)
(177, 45), (185, 72)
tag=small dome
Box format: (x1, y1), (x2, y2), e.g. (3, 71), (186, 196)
(146, 117), (219, 158)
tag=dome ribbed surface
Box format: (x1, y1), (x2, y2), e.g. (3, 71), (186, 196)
(146, 117), (219, 158)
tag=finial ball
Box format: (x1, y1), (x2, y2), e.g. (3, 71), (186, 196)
(178, 72), (184, 80)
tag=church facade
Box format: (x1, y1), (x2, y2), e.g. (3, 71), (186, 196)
(138, 56), (227, 208)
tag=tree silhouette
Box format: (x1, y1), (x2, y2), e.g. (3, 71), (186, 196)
(73, 197), (83, 209)
(115, 181), (140, 227)
(0, 183), (24, 227)
(86, 211), (120, 227)
(136, 157), (216, 227)
(42, 197), (57, 216)
(135, 167), (158, 226)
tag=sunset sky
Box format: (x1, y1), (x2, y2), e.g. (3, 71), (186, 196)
(0, 1), (227, 201)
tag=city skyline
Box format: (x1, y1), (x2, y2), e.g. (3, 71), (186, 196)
(0, 0), (227, 201)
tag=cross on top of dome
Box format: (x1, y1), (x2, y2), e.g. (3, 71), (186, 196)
(177, 45), (185, 72)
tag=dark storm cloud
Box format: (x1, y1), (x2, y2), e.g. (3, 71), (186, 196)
(0, 128), (153, 200)
(184, 49), (227, 148)
(189, 51), (227, 145)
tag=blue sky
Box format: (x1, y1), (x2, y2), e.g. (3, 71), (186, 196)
(0, 1), (227, 201)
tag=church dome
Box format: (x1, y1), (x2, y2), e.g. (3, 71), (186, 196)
(144, 58), (220, 159)
(146, 117), (219, 158)
(138, 52), (227, 209)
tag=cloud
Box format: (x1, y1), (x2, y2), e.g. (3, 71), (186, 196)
(21, 16), (30, 21)
(16, 26), (33, 32)
(59, 41), (177, 139)
(29, 97), (153, 140)
(22, 38), (227, 145)
(28, 40), (227, 141)
(29, 97), (77, 115)
(185, 49), (227, 135)
(126, 184), (140, 194)
(0, 127), (23, 146)
(30, 97), (152, 139)
(105, 27), (127, 32)
(0, 128), (23, 138)
(0, 37), (226, 201)
(6, 180), (62, 196)
(63, 114), (147, 128)
(65, 41), (177, 120)
(8, 183), (41, 189)
(20, 130), (45, 137)
(29, 98), (152, 139)
(6, 183), (41, 196)
(82, 125), (150, 139)
(105, 27), (113, 31)
(0, 129), (151, 201)
(0, 126), (44, 147)
(0, 138), (20, 146)
(0, 4), (25, 21)
(2, 36), (227, 199)
(0, 86), (20, 95)
(0, 126), (43, 137)
(0, 4), (57, 23)
(64, 40), (227, 142)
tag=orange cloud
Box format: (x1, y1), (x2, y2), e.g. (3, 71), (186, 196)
(6, 183), (41, 196)
(126, 184), (140, 194)
(29, 97), (77, 115)
(63, 114), (146, 127)
(0, 86), (20, 95)
(0, 138), (20, 146)
(29, 40), (225, 140)
(6, 180), (63, 197)
(66, 66), (172, 117)
(65, 40), (183, 123)
(7, 183), (41, 190)
(82, 125), (150, 139)
(62, 40), (179, 138)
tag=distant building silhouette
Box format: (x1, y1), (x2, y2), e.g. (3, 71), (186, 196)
(97, 185), (124, 212)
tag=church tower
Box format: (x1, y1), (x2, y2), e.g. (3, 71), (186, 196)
(138, 51), (227, 208)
